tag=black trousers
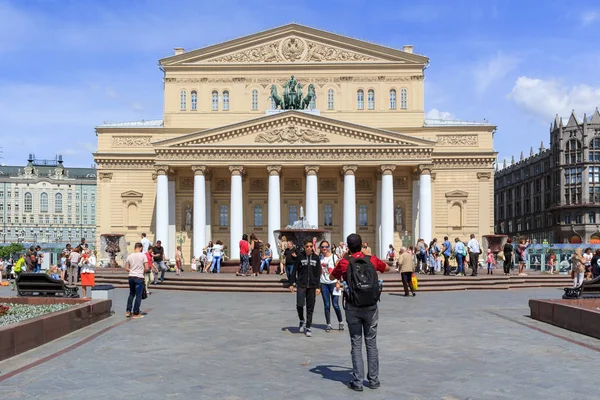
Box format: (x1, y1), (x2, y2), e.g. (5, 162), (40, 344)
(443, 256), (450, 275)
(296, 287), (316, 329)
(401, 272), (415, 295)
(470, 252), (480, 275)
(503, 255), (512, 274)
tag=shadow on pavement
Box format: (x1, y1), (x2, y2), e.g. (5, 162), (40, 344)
(309, 365), (353, 385)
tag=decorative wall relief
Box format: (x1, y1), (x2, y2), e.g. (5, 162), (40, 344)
(255, 126), (329, 144)
(250, 178), (266, 192)
(215, 179), (230, 192)
(319, 178), (337, 192)
(394, 176), (408, 189)
(356, 178), (373, 191)
(284, 178), (302, 192)
(112, 136), (153, 147)
(436, 135), (478, 147)
(179, 177), (193, 190)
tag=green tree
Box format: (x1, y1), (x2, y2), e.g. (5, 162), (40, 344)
(0, 243), (25, 260)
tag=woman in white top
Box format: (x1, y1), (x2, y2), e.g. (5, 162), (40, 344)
(319, 240), (344, 332)
(80, 249), (96, 299)
(211, 240), (224, 273)
(203, 241), (214, 273)
(583, 247), (593, 280)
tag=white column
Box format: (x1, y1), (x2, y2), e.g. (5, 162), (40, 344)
(343, 165), (358, 241)
(205, 173), (212, 243)
(376, 175), (383, 258)
(168, 179), (176, 260)
(412, 173), (420, 243)
(192, 166), (207, 258)
(229, 165), (244, 260)
(381, 165), (396, 254)
(155, 165), (169, 255)
(305, 165), (319, 228)
(267, 165), (281, 260)
(419, 165), (433, 244)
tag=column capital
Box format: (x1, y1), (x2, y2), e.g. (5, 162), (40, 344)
(477, 171), (492, 180)
(154, 164), (170, 175)
(267, 165), (282, 175)
(305, 165), (320, 175)
(191, 165), (207, 176)
(342, 165), (358, 175)
(229, 165), (244, 176)
(418, 164), (434, 175)
(380, 164), (396, 175)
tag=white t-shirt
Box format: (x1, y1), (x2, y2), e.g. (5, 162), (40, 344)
(583, 253), (593, 266)
(127, 252), (147, 279)
(212, 244), (223, 257)
(320, 254), (337, 284)
(141, 237), (151, 253)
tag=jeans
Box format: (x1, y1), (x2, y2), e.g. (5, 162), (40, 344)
(34, 264), (41, 273)
(456, 254), (464, 275)
(401, 272), (415, 295)
(260, 258), (271, 273)
(321, 282), (342, 325)
(126, 277), (144, 315)
(573, 272), (585, 288)
(345, 304), (379, 387)
(211, 256), (222, 273)
(296, 287), (316, 329)
(285, 264), (294, 281)
(153, 261), (167, 282)
(470, 252), (480, 275)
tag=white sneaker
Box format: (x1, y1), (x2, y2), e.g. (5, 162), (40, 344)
(305, 328), (312, 337)
(299, 320), (305, 333)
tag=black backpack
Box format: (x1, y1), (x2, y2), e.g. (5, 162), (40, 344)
(345, 256), (381, 307)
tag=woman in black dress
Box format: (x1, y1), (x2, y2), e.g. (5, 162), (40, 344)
(503, 238), (513, 276)
(249, 233), (262, 277)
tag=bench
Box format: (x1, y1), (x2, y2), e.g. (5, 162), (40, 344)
(16, 273), (79, 298)
(562, 276), (600, 299)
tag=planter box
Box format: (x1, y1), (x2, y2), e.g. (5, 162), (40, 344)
(529, 298), (600, 339)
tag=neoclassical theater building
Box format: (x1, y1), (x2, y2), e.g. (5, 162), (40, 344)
(94, 24), (496, 261)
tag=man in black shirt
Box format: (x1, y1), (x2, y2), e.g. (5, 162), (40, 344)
(289, 239), (321, 337)
(152, 240), (167, 284)
(283, 241), (297, 281)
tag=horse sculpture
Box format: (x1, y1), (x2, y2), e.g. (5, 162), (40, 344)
(269, 85), (285, 109)
(301, 84), (316, 109)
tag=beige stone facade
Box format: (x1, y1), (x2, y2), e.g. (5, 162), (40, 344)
(94, 24), (496, 261)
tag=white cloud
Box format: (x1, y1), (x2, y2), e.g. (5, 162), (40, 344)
(581, 10), (600, 26)
(508, 77), (600, 122)
(425, 108), (456, 120)
(131, 102), (144, 111)
(473, 52), (520, 95)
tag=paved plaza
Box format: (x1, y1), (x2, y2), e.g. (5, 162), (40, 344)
(0, 286), (599, 400)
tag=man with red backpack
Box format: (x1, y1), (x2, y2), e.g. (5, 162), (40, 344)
(330, 233), (390, 392)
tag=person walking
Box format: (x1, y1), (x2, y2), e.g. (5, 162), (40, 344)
(467, 234), (481, 276)
(250, 233), (262, 277)
(318, 240), (344, 332)
(454, 238), (465, 276)
(283, 241), (296, 280)
(441, 236), (452, 276)
(289, 239), (321, 338)
(125, 242), (149, 319)
(503, 238), (513, 275)
(144, 248), (154, 296)
(486, 249), (494, 275)
(11, 254), (25, 291)
(428, 240), (437, 275)
(80, 249), (96, 299)
(279, 236), (288, 276)
(67, 247), (81, 286)
(397, 247), (416, 296)
(571, 248), (585, 288)
(330, 233), (390, 391)
(548, 252), (556, 274)
(516, 239), (528, 276)
(386, 245), (395, 263)
(175, 246), (183, 275)
(260, 243), (272, 274)
(141, 233), (151, 253)
(152, 241), (168, 284)
(583, 247), (593, 280)
(210, 240), (224, 273)
(237, 234), (250, 276)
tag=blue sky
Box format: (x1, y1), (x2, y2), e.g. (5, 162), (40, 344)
(1, 0), (599, 167)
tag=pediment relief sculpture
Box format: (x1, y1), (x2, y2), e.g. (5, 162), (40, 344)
(206, 37), (379, 63)
(255, 126), (329, 144)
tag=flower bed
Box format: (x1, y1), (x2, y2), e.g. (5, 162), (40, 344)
(0, 302), (73, 327)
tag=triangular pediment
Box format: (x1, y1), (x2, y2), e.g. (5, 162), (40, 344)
(160, 24), (428, 66)
(121, 190), (144, 199)
(445, 190), (469, 198)
(154, 111), (435, 149)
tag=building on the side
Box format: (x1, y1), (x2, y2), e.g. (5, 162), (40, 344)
(494, 108), (600, 244)
(94, 24), (497, 261)
(0, 154), (97, 245)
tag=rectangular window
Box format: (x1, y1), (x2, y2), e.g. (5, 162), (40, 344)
(253, 205), (263, 227)
(589, 212), (596, 224)
(358, 204), (368, 227)
(564, 213), (572, 224)
(323, 204), (333, 226)
(289, 205), (298, 225)
(219, 205), (228, 227)
(575, 215), (582, 224)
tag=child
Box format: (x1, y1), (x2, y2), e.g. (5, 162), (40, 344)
(60, 252), (67, 281)
(198, 252), (207, 273)
(548, 253), (555, 274)
(190, 256), (197, 272)
(144, 250), (154, 295)
(487, 249), (494, 275)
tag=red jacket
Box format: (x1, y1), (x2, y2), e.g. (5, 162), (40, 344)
(330, 252), (388, 281)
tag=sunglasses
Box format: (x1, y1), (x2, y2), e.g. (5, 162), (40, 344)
(321, 246), (329, 249)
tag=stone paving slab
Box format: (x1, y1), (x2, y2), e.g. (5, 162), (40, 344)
(0, 285), (598, 400)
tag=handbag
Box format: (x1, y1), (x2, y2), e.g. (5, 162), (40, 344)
(142, 286), (148, 299)
(411, 274), (418, 290)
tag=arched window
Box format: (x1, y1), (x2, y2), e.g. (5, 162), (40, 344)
(357, 90), (364, 110)
(389, 89), (397, 109)
(323, 204), (333, 226)
(252, 89), (259, 110)
(179, 90), (187, 111)
(54, 193), (63, 213)
(40, 192), (48, 213)
(191, 90), (197, 111)
(358, 204), (368, 226)
(24, 192), (32, 213)
(327, 89), (334, 110)
(289, 205), (298, 225)
(219, 205), (229, 226)
(565, 139), (582, 164)
(223, 90), (229, 111)
(400, 88), (407, 110)
(253, 205), (263, 227)
(590, 138), (600, 162)
(211, 91), (219, 111)
(367, 89), (375, 110)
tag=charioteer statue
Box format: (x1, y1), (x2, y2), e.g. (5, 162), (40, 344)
(270, 76), (316, 110)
